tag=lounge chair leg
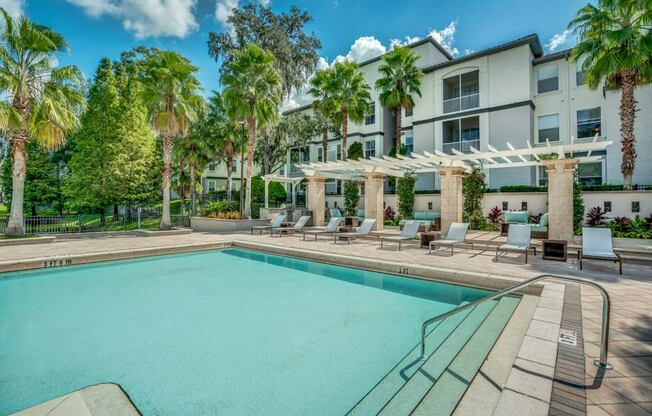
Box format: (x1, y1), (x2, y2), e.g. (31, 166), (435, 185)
(398, 241), (401, 251)
(619, 259), (622, 275)
(451, 246), (453, 256)
(525, 250), (528, 264)
(495, 248), (499, 262)
(579, 255), (583, 270)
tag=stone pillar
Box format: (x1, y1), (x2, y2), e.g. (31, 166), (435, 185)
(543, 158), (578, 241)
(364, 172), (385, 231)
(439, 167), (465, 235)
(306, 176), (326, 226)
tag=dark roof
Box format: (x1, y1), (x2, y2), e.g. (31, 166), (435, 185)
(532, 48), (573, 65)
(356, 36), (454, 68)
(283, 33), (546, 115)
(422, 33), (544, 73)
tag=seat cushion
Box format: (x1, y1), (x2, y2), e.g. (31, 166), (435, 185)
(530, 224), (548, 232)
(539, 213), (549, 226)
(504, 211), (529, 223)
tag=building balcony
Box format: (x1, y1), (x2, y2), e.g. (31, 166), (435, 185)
(443, 93), (479, 114)
(443, 139), (480, 155)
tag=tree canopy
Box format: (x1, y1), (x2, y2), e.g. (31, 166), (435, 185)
(208, 4), (321, 98)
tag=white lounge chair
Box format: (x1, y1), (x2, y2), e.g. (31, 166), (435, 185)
(271, 215), (311, 237)
(495, 224), (536, 264)
(579, 227), (622, 274)
(251, 213), (287, 235)
(429, 223), (470, 255)
(380, 220), (420, 251)
(302, 217), (342, 240)
(334, 218), (376, 244)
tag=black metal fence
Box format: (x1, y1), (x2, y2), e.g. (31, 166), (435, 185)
(0, 210), (190, 235)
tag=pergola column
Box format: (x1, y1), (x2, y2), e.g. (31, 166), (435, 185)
(306, 176), (326, 226)
(364, 172), (385, 231)
(543, 158), (578, 241)
(439, 167), (465, 234)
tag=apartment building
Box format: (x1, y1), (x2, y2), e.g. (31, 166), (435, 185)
(284, 33), (652, 193)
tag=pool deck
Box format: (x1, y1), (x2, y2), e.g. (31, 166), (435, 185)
(2, 230), (651, 416)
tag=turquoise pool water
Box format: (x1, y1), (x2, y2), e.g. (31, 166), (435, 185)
(0, 249), (491, 415)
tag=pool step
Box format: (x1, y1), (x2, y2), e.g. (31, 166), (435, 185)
(347, 297), (520, 416)
(347, 304), (475, 416)
(411, 296), (521, 415)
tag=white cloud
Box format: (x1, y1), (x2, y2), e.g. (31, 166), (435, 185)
(215, 0), (238, 29)
(333, 36), (387, 64)
(65, 0), (199, 39)
(0, 0), (24, 19)
(427, 20), (459, 56)
(546, 29), (572, 52)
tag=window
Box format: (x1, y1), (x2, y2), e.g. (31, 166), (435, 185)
(538, 166), (548, 186)
(326, 144), (341, 161)
(576, 56), (586, 86)
(577, 107), (601, 139)
(325, 179), (341, 195)
(364, 140), (376, 159)
(442, 116), (479, 154)
(443, 70), (479, 113)
(232, 160), (237, 172)
(317, 147), (323, 162)
(208, 162), (217, 172)
(405, 107), (413, 117)
(403, 135), (414, 154)
(365, 102), (375, 125)
(207, 180), (216, 193)
(578, 162), (602, 186)
(538, 114), (560, 143)
(537, 64), (558, 93)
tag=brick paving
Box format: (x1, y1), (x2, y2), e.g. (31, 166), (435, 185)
(1, 230), (651, 415)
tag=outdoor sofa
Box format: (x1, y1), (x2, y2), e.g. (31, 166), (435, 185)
(398, 211), (441, 232)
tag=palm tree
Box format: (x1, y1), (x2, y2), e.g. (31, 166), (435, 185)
(375, 46), (423, 153)
(0, 9), (85, 236)
(569, 0), (652, 189)
(175, 116), (218, 216)
(222, 43), (282, 219)
(140, 50), (204, 229)
(320, 61), (371, 160)
(309, 69), (336, 161)
(208, 93), (244, 202)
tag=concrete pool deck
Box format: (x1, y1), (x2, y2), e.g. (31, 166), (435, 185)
(1, 230), (651, 415)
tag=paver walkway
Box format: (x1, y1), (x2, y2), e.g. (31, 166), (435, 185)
(1, 230), (650, 415)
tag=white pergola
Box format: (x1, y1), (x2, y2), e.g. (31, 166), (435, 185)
(293, 136), (611, 238)
(296, 136), (610, 178)
(262, 174), (304, 208)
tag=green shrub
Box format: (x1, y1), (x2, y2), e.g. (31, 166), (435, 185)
(396, 172), (416, 219)
(343, 180), (360, 216)
(573, 172), (584, 235)
(251, 176), (286, 204)
(499, 185), (547, 193)
(347, 142), (364, 161)
(463, 166), (487, 230)
(206, 200), (239, 216)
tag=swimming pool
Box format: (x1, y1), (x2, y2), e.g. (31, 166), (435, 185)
(0, 248), (515, 415)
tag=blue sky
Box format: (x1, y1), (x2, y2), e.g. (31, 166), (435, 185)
(11, 0), (586, 101)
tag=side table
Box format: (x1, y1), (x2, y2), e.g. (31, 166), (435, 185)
(542, 239), (567, 261)
(420, 231), (441, 248)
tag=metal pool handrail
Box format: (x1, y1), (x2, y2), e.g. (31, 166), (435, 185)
(419, 273), (612, 369)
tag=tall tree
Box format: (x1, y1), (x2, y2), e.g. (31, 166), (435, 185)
(140, 50), (204, 229)
(222, 43), (282, 218)
(318, 61), (371, 160)
(256, 113), (318, 174)
(375, 46), (423, 152)
(175, 112), (219, 215)
(0, 9), (85, 235)
(309, 69), (337, 160)
(569, 0), (652, 189)
(64, 58), (121, 215)
(65, 59), (157, 216)
(210, 93), (244, 202)
(208, 4), (321, 98)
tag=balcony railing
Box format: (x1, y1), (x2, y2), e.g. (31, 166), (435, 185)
(443, 139), (480, 154)
(443, 93), (479, 114)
